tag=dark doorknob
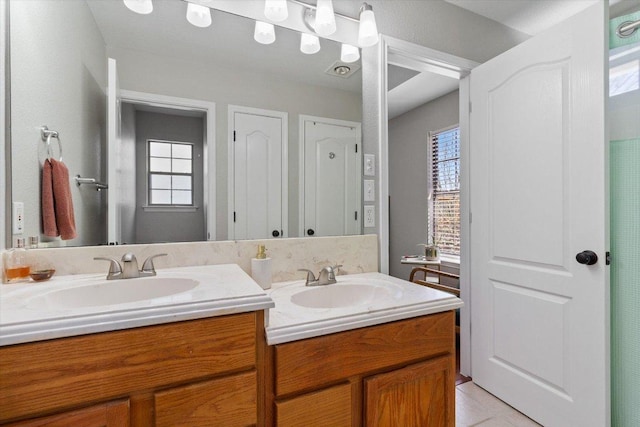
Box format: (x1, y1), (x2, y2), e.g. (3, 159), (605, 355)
(272, 230), (280, 237)
(307, 228), (315, 236)
(576, 250), (598, 265)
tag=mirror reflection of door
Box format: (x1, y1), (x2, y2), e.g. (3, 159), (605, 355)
(301, 116), (362, 237)
(229, 106), (288, 240)
(121, 105), (206, 244)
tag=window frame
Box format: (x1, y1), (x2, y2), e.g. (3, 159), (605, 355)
(428, 125), (461, 258)
(147, 139), (195, 207)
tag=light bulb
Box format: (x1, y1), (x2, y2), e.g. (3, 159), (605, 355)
(186, 3), (212, 28)
(358, 3), (379, 47)
(300, 33), (321, 54)
(315, 0), (336, 37)
(254, 21), (276, 45)
(340, 44), (360, 63)
(123, 0), (153, 15)
(264, 0), (288, 22)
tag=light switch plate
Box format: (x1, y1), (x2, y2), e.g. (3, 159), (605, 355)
(364, 205), (375, 228)
(12, 202), (24, 235)
(364, 154), (375, 176)
(364, 180), (375, 202)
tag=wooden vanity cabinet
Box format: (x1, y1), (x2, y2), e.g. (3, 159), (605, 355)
(0, 312), (265, 427)
(266, 311), (456, 427)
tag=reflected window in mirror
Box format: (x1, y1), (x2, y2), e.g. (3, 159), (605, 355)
(148, 140), (194, 206)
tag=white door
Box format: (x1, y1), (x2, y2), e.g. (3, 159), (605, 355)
(106, 58), (121, 245)
(230, 107), (287, 240)
(301, 116), (361, 237)
(470, 4), (608, 426)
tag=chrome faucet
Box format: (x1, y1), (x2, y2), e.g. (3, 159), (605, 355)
(298, 265), (342, 286)
(94, 253), (167, 280)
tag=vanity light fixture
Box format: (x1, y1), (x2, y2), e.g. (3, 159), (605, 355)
(186, 2), (212, 28)
(264, 0), (289, 22)
(358, 2), (379, 47)
(300, 33), (321, 54)
(314, 0), (337, 37)
(340, 43), (360, 63)
(123, 0), (153, 15)
(254, 21), (276, 44)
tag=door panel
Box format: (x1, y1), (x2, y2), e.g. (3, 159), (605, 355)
(232, 110), (286, 240)
(302, 118), (361, 237)
(470, 3), (608, 426)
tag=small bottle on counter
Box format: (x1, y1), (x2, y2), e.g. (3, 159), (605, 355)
(251, 244), (272, 290)
(2, 238), (31, 284)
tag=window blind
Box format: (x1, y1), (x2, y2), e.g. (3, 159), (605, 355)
(430, 127), (460, 256)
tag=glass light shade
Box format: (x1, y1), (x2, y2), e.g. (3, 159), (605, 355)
(300, 33), (321, 55)
(254, 21), (276, 44)
(340, 44), (360, 63)
(264, 0), (288, 22)
(358, 8), (379, 47)
(123, 0), (153, 15)
(315, 0), (336, 37)
(186, 3), (212, 28)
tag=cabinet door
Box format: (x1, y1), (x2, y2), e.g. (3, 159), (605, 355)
(6, 400), (129, 427)
(276, 383), (352, 427)
(365, 356), (454, 427)
(154, 371), (256, 427)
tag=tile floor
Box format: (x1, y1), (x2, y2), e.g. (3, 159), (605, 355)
(456, 382), (542, 427)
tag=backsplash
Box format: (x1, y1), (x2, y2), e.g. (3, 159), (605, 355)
(21, 235), (379, 282)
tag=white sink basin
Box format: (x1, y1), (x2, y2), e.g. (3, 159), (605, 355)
(26, 277), (200, 309)
(290, 282), (401, 309)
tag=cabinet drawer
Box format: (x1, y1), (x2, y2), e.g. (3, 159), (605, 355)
(155, 371), (256, 427)
(276, 383), (352, 427)
(274, 312), (454, 396)
(5, 399), (129, 427)
(0, 313), (256, 423)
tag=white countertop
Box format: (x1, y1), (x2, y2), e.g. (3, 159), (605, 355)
(265, 272), (463, 345)
(0, 264), (274, 346)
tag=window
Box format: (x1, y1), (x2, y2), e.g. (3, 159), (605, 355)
(148, 140), (193, 206)
(429, 127), (460, 256)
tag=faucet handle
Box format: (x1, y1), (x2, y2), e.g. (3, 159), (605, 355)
(94, 257), (122, 279)
(141, 253), (167, 274)
(329, 265), (343, 279)
(298, 269), (317, 284)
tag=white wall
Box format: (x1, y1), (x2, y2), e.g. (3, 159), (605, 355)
(388, 90), (460, 279)
(10, 0), (107, 246)
(109, 47), (362, 240)
(1, 0), (7, 250)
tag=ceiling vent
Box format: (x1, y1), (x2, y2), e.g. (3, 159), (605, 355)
(325, 60), (361, 79)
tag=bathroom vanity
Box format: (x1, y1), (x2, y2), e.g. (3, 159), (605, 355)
(0, 267), (462, 426)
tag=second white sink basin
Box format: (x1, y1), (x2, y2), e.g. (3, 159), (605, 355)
(291, 283), (398, 308)
(26, 277), (199, 309)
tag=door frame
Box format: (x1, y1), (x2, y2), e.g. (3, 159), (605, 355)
(378, 35), (478, 376)
(298, 114), (362, 237)
(119, 90), (216, 241)
(227, 104), (288, 240)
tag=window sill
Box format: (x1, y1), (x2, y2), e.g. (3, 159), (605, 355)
(141, 205), (199, 213)
(439, 254), (460, 267)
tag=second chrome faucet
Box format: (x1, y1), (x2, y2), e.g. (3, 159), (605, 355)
(94, 253), (167, 280)
(298, 265), (343, 286)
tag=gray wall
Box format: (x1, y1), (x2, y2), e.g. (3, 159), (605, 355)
(9, 0), (107, 246)
(133, 111), (205, 244)
(119, 103), (137, 245)
(388, 90), (459, 280)
(109, 47), (362, 241)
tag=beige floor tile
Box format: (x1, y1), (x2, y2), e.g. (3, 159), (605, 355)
(457, 382), (516, 415)
(472, 417), (516, 427)
(501, 409), (542, 427)
(456, 389), (494, 427)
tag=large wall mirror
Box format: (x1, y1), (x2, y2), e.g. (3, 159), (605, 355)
(8, 0), (364, 247)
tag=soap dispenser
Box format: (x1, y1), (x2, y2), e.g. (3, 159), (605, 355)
(251, 244), (272, 290)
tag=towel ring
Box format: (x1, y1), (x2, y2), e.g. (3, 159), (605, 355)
(41, 125), (63, 161)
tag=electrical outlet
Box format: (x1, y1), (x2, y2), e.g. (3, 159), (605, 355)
(12, 202), (24, 235)
(364, 154), (375, 176)
(364, 205), (375, 228)
(364, 180), (375, 202)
